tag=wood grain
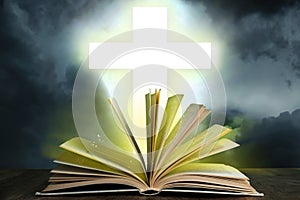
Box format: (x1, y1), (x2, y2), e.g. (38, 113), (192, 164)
(0, 168), (299, 200)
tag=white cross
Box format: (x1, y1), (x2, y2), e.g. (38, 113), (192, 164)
(88, 7), (212, 134)
(89, 7), (211, 69)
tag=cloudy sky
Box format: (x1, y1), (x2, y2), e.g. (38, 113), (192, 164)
(0, 0), (299, 168)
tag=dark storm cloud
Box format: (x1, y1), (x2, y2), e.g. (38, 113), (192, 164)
(201, 0), (300, 63)
(285, 79), (292, 89)
(291, 41), (300, 78)
(0, 0), (122, 168)
(205, 108), (300, 167)
(199, 0), (298, 20)
(0, 0), (97, 168)
(237, 109), (300, 167)
(181, 0), (300, 117)
(184, 0), (300, 76)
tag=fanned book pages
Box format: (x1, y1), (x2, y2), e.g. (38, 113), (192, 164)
(36, 90), (263, 196)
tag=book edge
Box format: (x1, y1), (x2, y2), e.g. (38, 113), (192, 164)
(36, 188), (263, 196)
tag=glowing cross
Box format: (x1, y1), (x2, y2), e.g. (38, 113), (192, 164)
(88, 7), (212, 132)
(89, 7), (211, 70)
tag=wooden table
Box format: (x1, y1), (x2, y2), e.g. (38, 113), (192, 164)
(0, 169), (299, 200)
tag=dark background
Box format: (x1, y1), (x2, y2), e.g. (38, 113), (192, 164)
(0, 0), (299, 168)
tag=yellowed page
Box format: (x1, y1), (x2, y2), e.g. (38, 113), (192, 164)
(60, 137), (147, 183)
(167, 163), (248, 179)
(163, 133), (236, 169)
(158, 174), (252, 190)
(163, 182), (254, 193)
(43, 178), (147, 192)
(155, 104), (210, 171)
(55, 150), (126, 176)
(156, 125), (229, 175)
(94, 88), (135, 153)
(145, 90), (160, 173)
(154, 95), (183, 168)
(145, 92), (151, 172)
(108, 98), (146, 170)
(163, 104), (205, 147)
(198, 138), (239, 159)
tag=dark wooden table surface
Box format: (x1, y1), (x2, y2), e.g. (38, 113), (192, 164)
(0, 168), (299, 200)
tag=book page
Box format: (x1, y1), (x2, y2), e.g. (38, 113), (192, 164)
(54, 150), (126, 176)
(156, 165), (255, 194)
(144, 90), (161, 184)
(158, 174), (254, 191)
(151, 89), (160, 151)
(167, 163), (248, 179)
(155, 104), (210, 171)
(60, 137), (147, 183)
(164, 125), (232, 166)
(162, 188), (263, 197)
(198, 138), (239, 160)
(174, 132), (237, 168)
(108, 98), (146, 170)
(42, 177), (147, 192)
(164, 104), (205, 146)
(154, 125), (233, 178)
(145, 90), (160, 173)
(154, 94), (183, 168)
(94, 88), (136, 154)
(51, 164), (123, 178)
(163, 182), (253, 193)
(145, 92), (151, 172)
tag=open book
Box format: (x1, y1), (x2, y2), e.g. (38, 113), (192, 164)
(36, 90), (263, 196)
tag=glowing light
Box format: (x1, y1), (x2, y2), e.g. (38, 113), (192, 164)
(73, 0), (223, 67)
(90, 49), (209, 69)
(88, 7), (213, 142)
(88, 7), (212, 69)
(133, 7), (167, 29)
